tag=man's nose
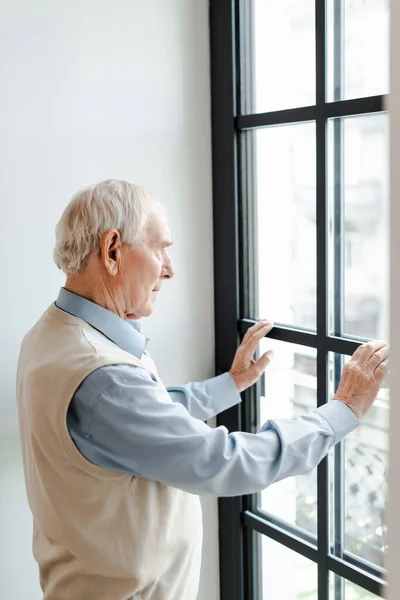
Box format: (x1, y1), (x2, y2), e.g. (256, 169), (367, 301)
(162, 256), (175, 279)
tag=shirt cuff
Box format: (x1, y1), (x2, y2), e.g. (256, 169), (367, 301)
(205, 372), (242, 415)
(316, 400), (360, 444)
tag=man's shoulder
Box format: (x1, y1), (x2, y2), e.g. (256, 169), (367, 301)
(18, 303), (144, 380)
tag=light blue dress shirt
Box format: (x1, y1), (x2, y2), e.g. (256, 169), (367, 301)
(57, 288), (359, 497)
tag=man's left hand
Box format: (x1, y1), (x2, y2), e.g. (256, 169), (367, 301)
(229, 320), (274, 393)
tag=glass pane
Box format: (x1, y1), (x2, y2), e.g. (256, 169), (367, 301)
(328, 114), (389, 340)
(327, 0), (389, 102)
(344, 387), (389, 567)
(259, 533), (318, 599)
(255, 123), (316, 329)
(245, 0), (315, 114)
(329, 572), (383, 599)
(258, 339), (317, 537)
(329, 354), (389, 570)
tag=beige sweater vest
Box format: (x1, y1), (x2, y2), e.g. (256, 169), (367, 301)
(16, 303), (203, 600)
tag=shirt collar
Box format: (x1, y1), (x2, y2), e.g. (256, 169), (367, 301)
(55, 288), (148, 359)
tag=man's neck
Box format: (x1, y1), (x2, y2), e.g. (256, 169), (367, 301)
(65, 271), (125, 320)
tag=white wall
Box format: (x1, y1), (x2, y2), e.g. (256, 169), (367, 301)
(387, 1), (400, 598)
(0, 1), (219, 599)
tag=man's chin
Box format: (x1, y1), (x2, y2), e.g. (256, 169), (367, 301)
(141, 301), (156, 318)
(126, 299), (156, 320)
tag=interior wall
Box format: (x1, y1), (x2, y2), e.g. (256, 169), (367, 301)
(0, 1), (219, 598)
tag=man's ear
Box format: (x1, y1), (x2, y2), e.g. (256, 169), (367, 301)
(100, 229), (122, 276)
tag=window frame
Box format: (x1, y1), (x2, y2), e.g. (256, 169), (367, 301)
(210, 1), (388, 599)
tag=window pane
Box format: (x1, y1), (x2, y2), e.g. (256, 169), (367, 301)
(327, 0), (389, 102)
(329, 354), (389, 570)
(258, 533), (317, 599)
(255, 123), (316, 329)
(244, 0), (315, 114)
(329, 572), (383, 599)
(328, 114), (388, 340)
(258, 339), (317, 537)
(344, 388), (389, 567)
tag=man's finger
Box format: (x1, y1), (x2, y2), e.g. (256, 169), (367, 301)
(252, 350), (273, 375)
(350, 343), (366, 361)
(242, 323), (274, 357)
(367, 343), (390, 371)
(357, 340), (387, 365)
(351, 340), (386, 363)
(375, 357), (390, 380)
(242, 320), (271, 344)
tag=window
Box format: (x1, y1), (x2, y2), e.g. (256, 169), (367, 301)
(210, 1), (389, 599)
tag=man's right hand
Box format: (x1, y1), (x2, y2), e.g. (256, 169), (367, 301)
(333, 340), (390, 420)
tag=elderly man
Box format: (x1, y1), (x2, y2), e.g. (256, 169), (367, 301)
(17, 179), (389, 600)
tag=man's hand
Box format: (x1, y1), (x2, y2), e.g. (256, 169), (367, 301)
(333, 340), (389, 419)
(229, 320), (274, 393)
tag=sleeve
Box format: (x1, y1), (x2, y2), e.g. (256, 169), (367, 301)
(167, 372), (241, 420)
(67, 363), (359, 497)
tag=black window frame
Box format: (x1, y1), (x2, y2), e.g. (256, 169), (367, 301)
(210, 1), (388, 599)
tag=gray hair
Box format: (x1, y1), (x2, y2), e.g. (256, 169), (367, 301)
(53, 179), (157, 274)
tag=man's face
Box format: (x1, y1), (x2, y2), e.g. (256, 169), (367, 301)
(121, 207), (174, 320)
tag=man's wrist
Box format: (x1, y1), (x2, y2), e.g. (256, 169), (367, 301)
(229, 369), (245, 393)
(332, 394), (361, 420)
(317, 400), (360, 444)
(205, 372), (242, 412)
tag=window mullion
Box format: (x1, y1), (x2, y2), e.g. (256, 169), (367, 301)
(316, 0), (329, 599)
(210, 1), (244, 599)
(237, 1), (262, 599)
(332, 1), (345, 599)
